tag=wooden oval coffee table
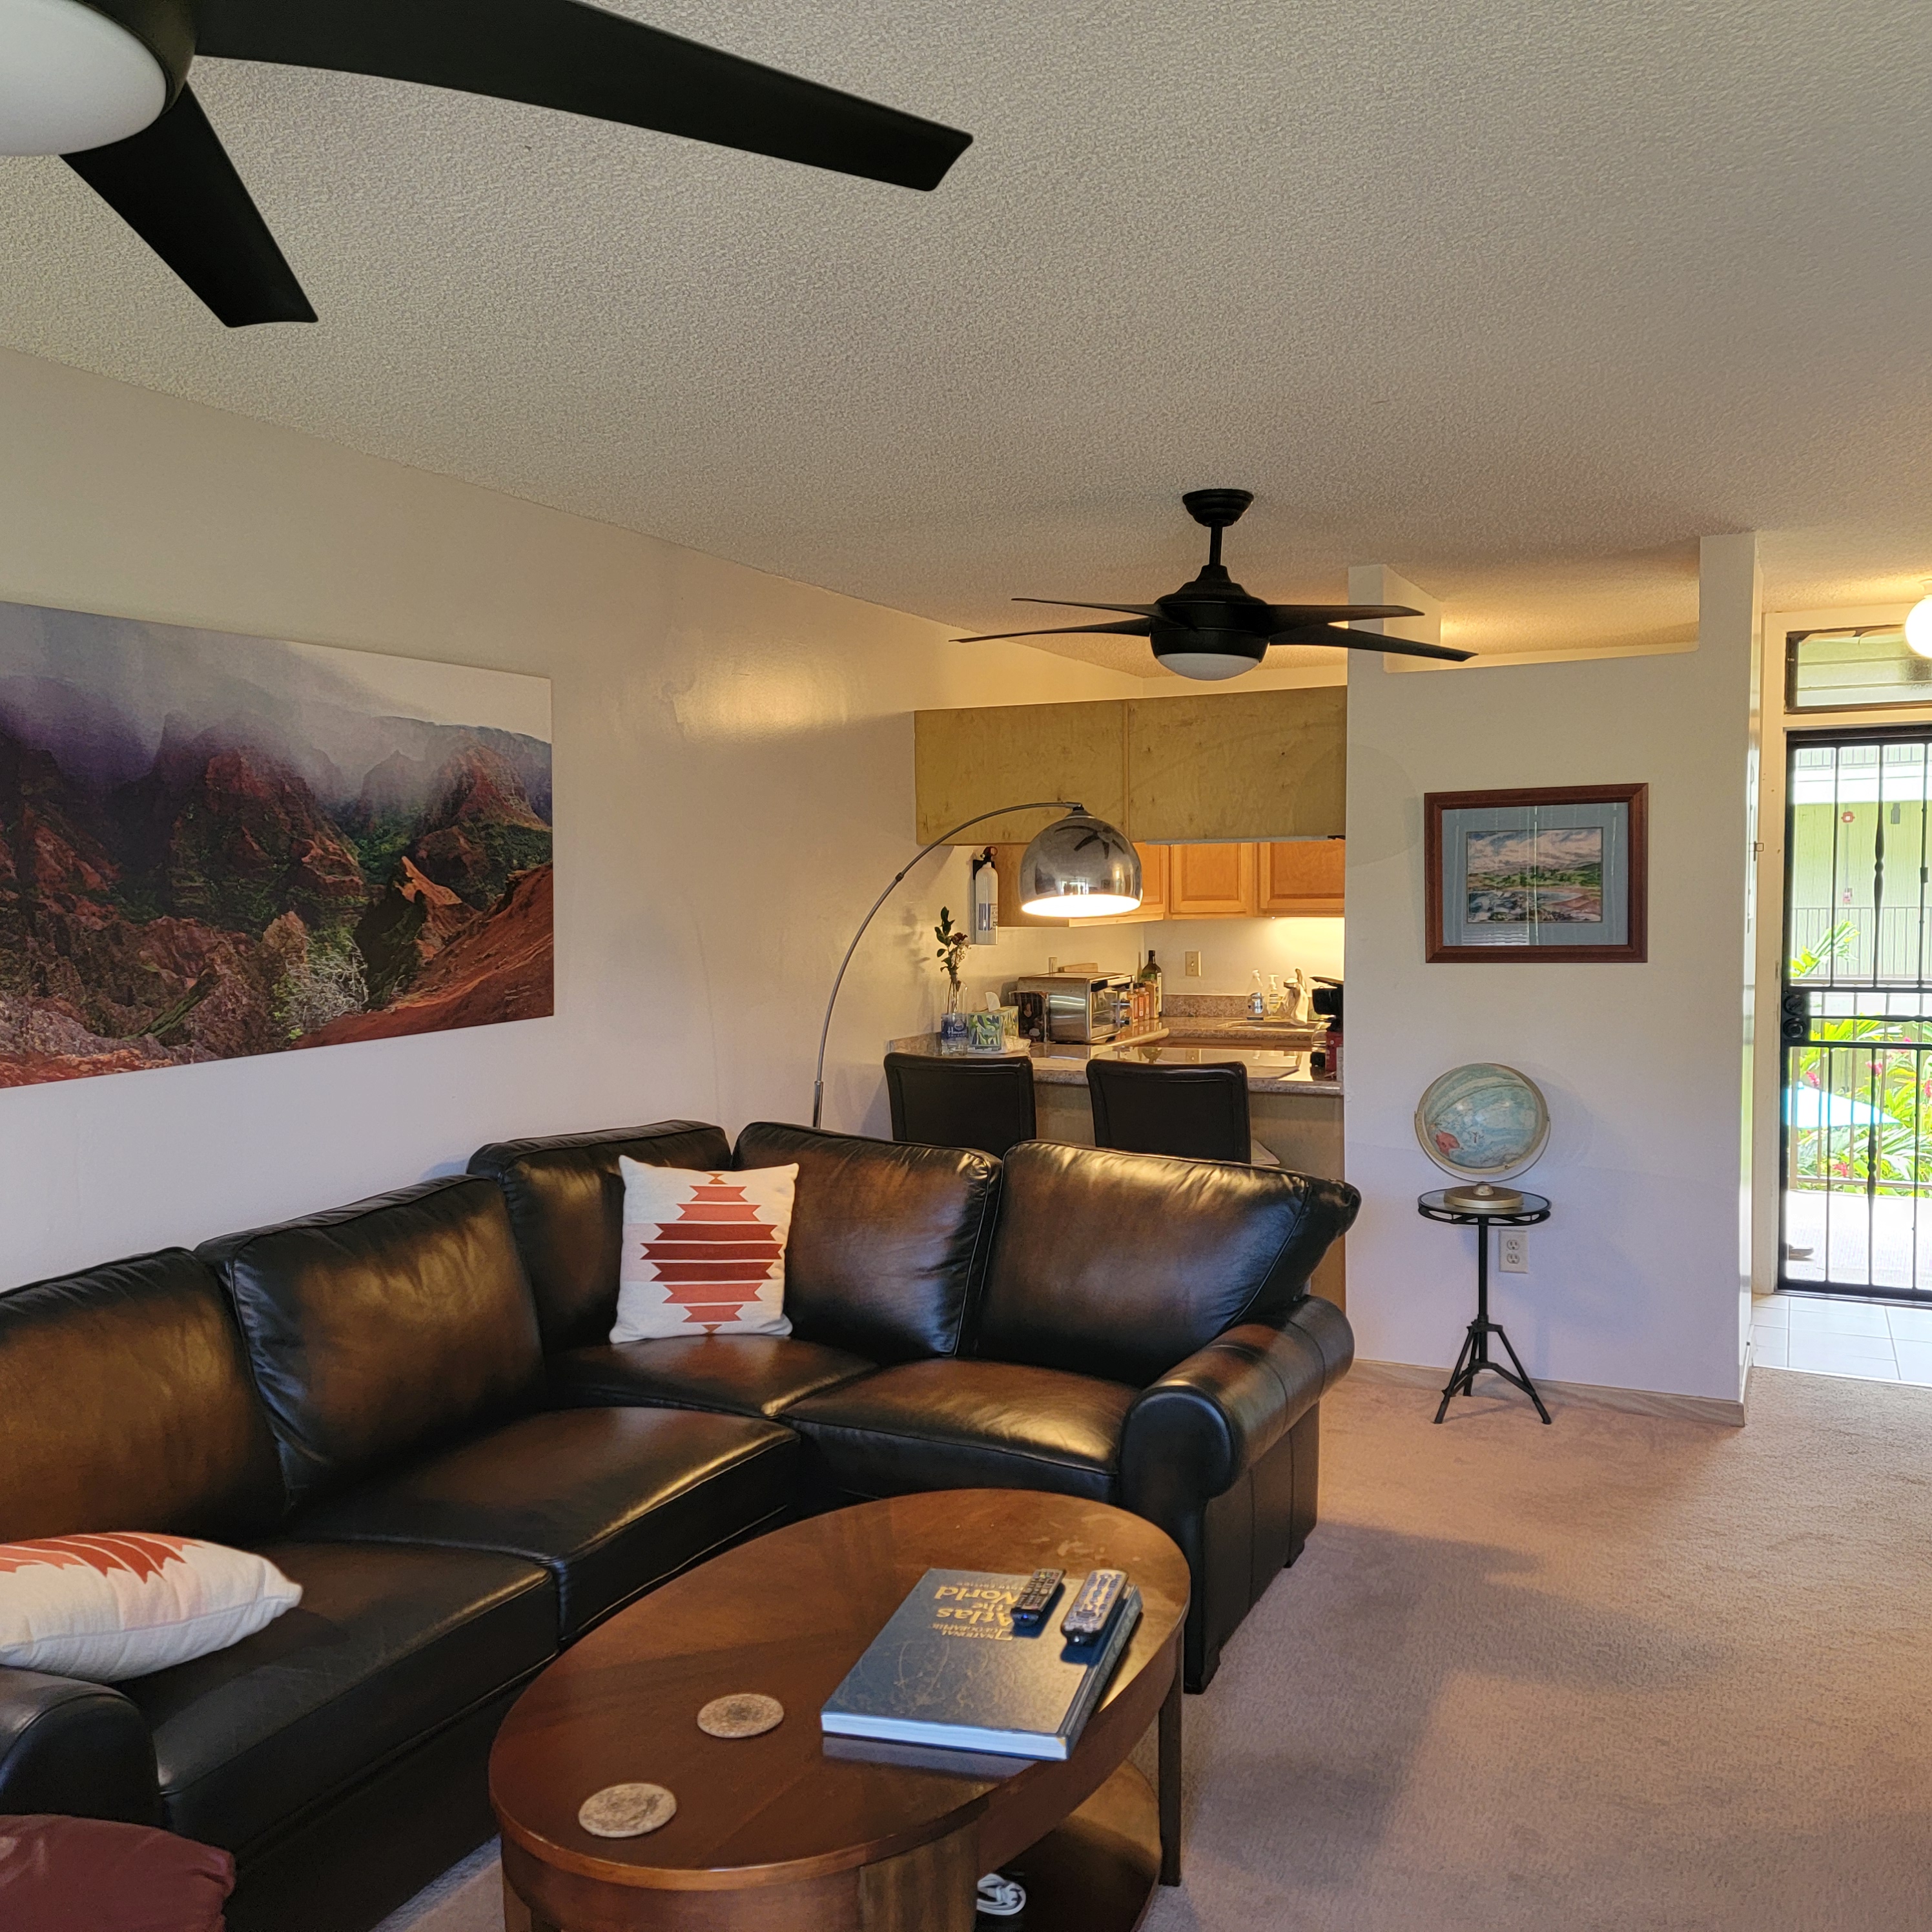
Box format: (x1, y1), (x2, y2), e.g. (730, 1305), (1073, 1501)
(492, 1489), (1190, 1932)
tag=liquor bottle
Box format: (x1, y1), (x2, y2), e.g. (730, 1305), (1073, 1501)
(1137, 950), (1163, 1020)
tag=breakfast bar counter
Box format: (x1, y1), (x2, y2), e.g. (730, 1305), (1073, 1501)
(887, 1027), (1346, 1304)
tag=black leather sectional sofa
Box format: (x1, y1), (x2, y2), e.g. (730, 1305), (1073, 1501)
(0, 1118), (1356, 1932)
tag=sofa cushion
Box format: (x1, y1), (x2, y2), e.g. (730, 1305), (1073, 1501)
(121, 1541), (555, 1855)
(550, 1336), (877, 1420)
(468, 1122), (734, 1351)
(786, 1359), (1136, 1502)
(732, 1123), (999, 1363)
(0, 1252), (284, 1545)
(0, 1816), (234, 1932)
(614, 1160), (796, 1341)
(0, 1534), (302, 1682)
(972, 1142), (1361, 1386)
(198, 1178), (544, 1512)
(291, 1408), (799, 1639)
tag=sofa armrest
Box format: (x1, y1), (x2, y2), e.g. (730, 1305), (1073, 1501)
(1120, 1297), (1353, 1508)
(0, 1670), (158, 1825)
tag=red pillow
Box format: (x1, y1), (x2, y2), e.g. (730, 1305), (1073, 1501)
(0, 1816), (233, 1932)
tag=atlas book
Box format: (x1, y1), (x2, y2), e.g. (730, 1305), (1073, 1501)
(819, 1568), (1142, 1761)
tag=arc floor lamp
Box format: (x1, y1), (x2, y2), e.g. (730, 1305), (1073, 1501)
(810, 802), (1142, 1129)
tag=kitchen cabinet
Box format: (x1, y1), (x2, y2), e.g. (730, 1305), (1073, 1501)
(1169, 843), (1259, 918)
(1124, 688), (1346, 842)
(991, 838), (1339, 927)
(1260, 839), (1346, 916)
(915, 701), (1127, 846)
(990, 843), (1065, 929)
(1078, 843), (1169, 926)
(991, 841), (1167, 929)
(914, 687), (1344, 845)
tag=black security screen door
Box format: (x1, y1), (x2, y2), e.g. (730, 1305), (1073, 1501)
(1781, 729), (1932, 1300)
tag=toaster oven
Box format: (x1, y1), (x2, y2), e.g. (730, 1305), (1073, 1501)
(1016, 974), (1133, 1045)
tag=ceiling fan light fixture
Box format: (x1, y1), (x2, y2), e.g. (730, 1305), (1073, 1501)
(0, 0), (167, 156)
(1151, 622), (1268, 682)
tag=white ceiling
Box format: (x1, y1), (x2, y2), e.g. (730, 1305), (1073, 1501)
(2, 0), (1929, 678)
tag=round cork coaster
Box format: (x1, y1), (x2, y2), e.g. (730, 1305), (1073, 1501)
(697, 1693), (785, 1740)
(577, 1783), (677, 1839)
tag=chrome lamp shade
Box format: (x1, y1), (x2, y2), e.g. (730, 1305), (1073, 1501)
(1018, 812), (1142, 918)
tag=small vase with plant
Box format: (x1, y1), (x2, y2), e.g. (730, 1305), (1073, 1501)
(934, 907), (970, 1052)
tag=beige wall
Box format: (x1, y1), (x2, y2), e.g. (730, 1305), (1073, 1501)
(1342, 536), (1760, 1403)
(0, 347), (1138, 1288)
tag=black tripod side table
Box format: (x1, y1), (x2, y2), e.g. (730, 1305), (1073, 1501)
(1417, 1189), (1552, 1424)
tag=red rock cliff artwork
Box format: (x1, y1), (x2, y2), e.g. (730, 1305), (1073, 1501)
(0, 598), (552, 1085)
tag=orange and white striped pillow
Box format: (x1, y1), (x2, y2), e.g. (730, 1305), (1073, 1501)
(0, 1534), (301, 1681)
(612, 1160), (797, 1342)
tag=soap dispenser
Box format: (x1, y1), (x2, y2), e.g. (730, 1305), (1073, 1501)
(1248, 971), (1267, 1019)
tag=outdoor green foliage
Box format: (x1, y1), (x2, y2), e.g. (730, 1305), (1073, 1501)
(1789, 921), (1859, 980)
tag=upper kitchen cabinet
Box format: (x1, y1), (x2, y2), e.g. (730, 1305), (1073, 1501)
(989, 840), (1167, 928)
(1078, 843), (1169, 926)
(1260, 839), (1346, 915)
(1169, 843), (1259, 918)
(1124, 688), (1346, 843)
(914, 687), (1344, 845)
(915, 700), (1127, 845)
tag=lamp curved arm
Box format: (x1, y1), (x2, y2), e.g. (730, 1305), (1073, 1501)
(811, 800), (1082, 1129)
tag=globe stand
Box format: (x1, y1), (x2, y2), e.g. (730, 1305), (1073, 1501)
(1417, 1191), (1552, 1424)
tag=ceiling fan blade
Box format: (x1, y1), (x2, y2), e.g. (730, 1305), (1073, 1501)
(1268, 623), (1474, 663)
(956, 619), (1156, 642)
(63, 87), (315, 327)
(1015, 598), (1165, 617)
(194, 0), (972, 192)
(1262, 603), (1422, 625)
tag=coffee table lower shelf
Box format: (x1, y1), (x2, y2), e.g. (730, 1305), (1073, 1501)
(503, 1760), (1163, 1932)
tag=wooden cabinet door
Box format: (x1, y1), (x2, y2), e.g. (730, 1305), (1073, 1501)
(914, 701), (1128, 845)
(1077, 843), (1168, 926)
(1125, 687), (1346, 841)
(1260, 839), (1345, 915)
(1169, 843), (1259, 918)
(991, 843), (1067, 928)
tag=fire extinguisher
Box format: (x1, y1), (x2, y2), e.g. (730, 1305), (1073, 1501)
(971, 848), (999, 947)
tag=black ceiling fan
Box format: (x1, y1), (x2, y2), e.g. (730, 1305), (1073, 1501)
(958, 489), (1474, 679)
(2, 0), (972, 328)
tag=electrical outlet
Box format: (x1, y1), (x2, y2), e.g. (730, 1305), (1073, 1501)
(1499, 1230), (1528, 1273)
(1184, 951), (1202, 977)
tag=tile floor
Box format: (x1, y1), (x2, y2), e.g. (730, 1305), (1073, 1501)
(1751, 1291), (1932, 1384)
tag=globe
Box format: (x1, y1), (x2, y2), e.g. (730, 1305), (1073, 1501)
(1415, 1063), (1549, 1182)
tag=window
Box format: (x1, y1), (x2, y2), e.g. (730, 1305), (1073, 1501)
(1787, 626), (1932, 712)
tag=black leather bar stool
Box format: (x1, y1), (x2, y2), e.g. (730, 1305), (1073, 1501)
(1086, 1057), (1276, 1165)
(883, 1051), (1038, 1158)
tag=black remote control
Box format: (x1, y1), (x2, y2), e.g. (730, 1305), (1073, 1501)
(1060, 1568), (1127, 1645)
(1007, 1568), (1064, 1630)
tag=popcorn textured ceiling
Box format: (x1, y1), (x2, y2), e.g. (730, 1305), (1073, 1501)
(0, 0), (1927, 674)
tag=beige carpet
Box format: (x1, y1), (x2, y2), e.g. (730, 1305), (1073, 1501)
(380, 1366), (1932, 1932)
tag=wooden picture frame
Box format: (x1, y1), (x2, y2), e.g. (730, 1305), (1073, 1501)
(1424, 783), (1649, 963)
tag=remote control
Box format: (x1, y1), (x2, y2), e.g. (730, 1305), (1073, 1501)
(1007, 1568), (1064, 1630)
(1059, 1568), (1127, 1645)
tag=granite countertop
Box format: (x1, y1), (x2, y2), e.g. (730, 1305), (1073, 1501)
(888, 1027), (1341, 1096)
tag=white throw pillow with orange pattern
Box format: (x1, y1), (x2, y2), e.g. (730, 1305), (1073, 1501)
(0, 1534), (302, 1681)
(613, 1159), (797, 1342)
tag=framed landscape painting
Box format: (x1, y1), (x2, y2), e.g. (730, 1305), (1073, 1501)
(0, 597), (552, 1087)
(1424, 783), (1647, 963)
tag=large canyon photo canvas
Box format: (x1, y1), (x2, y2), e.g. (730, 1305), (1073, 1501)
(0, 599), (552, 1086)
